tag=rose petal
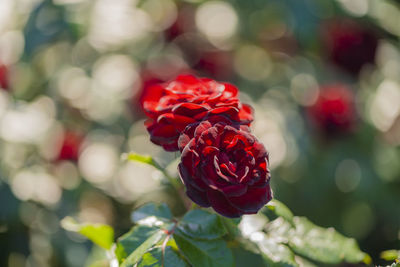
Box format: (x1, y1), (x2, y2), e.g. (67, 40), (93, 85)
(193, 121), (212, 138)
(178, 161), (208, 191)
(227, 185), (272, 213)
(209, 107), (239, 119)
(198, 126), (219, 148)
(147, 122), (177, 138)
(219, 183), (247, 197)
(142, 84), (165, 114)
(207, 189), (243, 218)
(178, 164), (210, 207)
(157, 113), (196, 132)
(238, 104), (254, 124)
(172, 103), (209, 117)
(222, 83), (239, 98)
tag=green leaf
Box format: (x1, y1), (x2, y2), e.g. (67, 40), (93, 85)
(125, 152), (162, 170)
(119, 227), (166, 267)
(177, 209), (227, 240)
(137, 246), (190, 267)
(231, 245), (268, 267)
(262, 215), (370, 265)
(132, 203), (173, 223)
(287, 217), (369, 264)
(381, 250), (400, 261)
(173, 229), (234, 267)
(61, 217), (114, 250)
(263, 199), (294, 224)
(221, 217), (241, 239)
(117, 225), (166, 265)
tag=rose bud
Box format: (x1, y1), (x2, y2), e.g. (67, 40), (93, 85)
(177, 117), (272, 218)
(57, 131), (83, 161)
(321, 20), (378, 75)
(308, 84), (356, 137)
(142, 74), (253, 151)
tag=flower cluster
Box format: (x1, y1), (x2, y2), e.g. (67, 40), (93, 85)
(142, 74), (271, 218)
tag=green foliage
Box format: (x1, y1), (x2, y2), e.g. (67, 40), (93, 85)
(178, 209), (227, 240)
(137, 246), (189, 267)
(287, 217), (369, 264)
(117, 203), (234, 267)
(231, 245), (265, 267)
(263, 199), (294, 224)
(173, 231), (234, 267)
(116, 225), (167, 264)
(119, 229), (166, 267)
(258, 200), (371, 266)
(131, 203), (173, 223)
(60, 217), (114, 250)
(258, 237), (297, 266)
(63, 201), (370, 267)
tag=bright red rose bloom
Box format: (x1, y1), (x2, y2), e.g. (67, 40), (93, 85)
(308, 85), (356, 136)
(142, 75), (253, 151)
(177, 118), (272, 218)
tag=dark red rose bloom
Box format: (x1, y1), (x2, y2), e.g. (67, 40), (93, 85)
(0, 63), (9, 90)
(308, 84), (356, 136)
(164, 4), (196, 41)
(322, 20), (378, 75)
(194, 50), (234, 80)
(142, 74), (253, 151)
(58, 131), (83, 161)
(177, 118), (272, 218)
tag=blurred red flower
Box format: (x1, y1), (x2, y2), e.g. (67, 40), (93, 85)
(308, 84), (356, 136)
(58, 131), (83, 161)
(0, 63), (9, 90)
(322, 20), (378, 75)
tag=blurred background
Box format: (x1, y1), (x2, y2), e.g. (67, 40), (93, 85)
(0, 0), (400, 266)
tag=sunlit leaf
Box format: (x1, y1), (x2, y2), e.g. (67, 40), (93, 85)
(258, 237), (297, 267)
(125, 152), (162, 170)
(61, 217), (114, 250)
(263, 199), (294, 224)
(266, 216), (370, 265)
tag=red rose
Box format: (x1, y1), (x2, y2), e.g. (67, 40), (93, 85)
(308, 84), (356, 136)
(177, 118), (272, 218)
(322, 20), (378, 75)
(142, 74), (253, 151)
